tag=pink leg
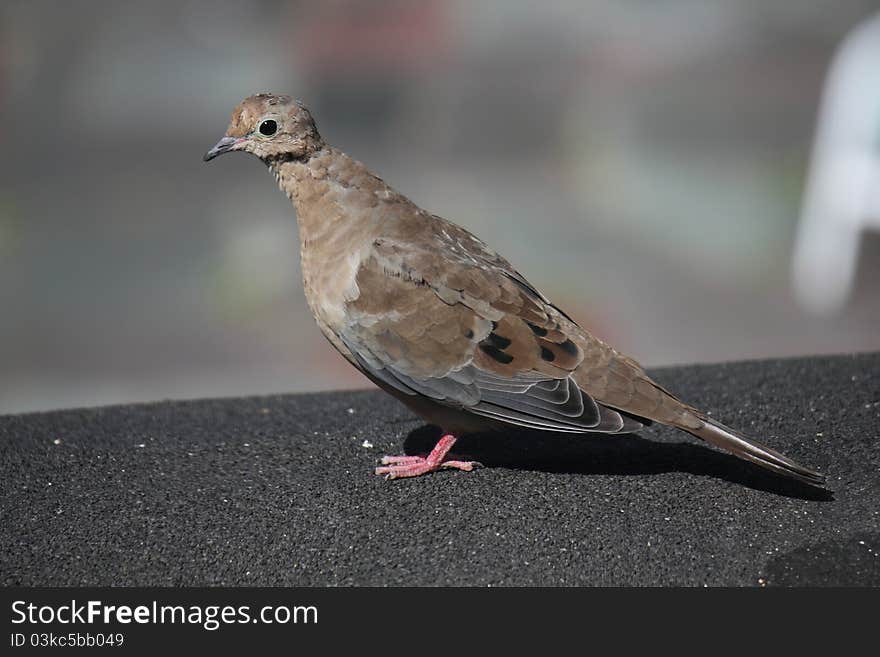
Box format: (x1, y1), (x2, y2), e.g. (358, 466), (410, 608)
(375, 434), (481, 479)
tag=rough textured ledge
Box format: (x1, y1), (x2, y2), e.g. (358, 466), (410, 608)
(2, 353), (878, 586)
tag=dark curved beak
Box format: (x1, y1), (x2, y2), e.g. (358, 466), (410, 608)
(203, 136), (241, 162)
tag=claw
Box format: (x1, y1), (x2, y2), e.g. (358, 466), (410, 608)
(374, 434), (479, 479)
(375, 457), (479, 479)
(440, 460), (482, 471)
(380, 455), (424, 465)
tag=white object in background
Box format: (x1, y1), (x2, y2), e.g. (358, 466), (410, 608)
(793, 13), (880, 315)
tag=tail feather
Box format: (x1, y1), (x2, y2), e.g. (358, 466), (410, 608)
(688, 418), (826, 488)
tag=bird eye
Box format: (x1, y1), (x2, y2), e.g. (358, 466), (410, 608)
(258, 119), (277, 136)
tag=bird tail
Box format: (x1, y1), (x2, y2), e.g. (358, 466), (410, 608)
(687, 417), (826, 487)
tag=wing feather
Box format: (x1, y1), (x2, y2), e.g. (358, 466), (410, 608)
(338, 230), (659, 436)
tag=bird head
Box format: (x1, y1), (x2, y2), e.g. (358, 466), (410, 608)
(203, 93), (323, 163)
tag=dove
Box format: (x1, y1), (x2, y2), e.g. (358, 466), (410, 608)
(204, 93), (825, 487)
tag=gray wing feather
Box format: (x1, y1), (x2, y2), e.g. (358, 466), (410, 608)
(343, 334), (644, 435)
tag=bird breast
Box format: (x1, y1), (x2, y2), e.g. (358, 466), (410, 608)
(294, 191), (379, 333)
(278, 150), (408, 337)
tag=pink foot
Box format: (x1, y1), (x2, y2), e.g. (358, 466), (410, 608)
(375, 434), (481, 479)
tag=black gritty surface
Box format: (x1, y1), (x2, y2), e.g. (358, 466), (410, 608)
(2, 353), (879, 587)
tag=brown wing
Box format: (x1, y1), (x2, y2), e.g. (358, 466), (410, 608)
(338, 221), (697, 434)
(338, 215), (825, 486)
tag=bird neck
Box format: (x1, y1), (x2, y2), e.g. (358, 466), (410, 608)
(267, 146), (398, 333)
(267, 147), (393, 247)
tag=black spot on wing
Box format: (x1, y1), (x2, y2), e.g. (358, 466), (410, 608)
(479, 344), (514, 364)
(540, 346), (555, 362)
(559, 339), (579, 356)
(527, 322), (548, 337)
(486, 332), (512, 350)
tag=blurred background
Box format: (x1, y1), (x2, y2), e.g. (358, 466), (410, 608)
(2, 0), (879, 414)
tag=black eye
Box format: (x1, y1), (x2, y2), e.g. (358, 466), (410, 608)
(258, 119), (277, 136)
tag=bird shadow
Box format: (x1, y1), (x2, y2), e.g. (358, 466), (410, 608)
(402, 425), (833, 501)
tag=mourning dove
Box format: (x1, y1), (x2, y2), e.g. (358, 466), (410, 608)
(204, 93), (825, 487)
